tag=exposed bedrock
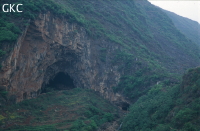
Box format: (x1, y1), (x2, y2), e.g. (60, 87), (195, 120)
(0, 12), (128, 106)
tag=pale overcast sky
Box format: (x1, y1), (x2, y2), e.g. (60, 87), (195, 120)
(148, 0), (200, 24)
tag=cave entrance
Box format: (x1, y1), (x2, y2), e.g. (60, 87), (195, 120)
(121, 102), (130, 111)
(42, 72), (75, 93)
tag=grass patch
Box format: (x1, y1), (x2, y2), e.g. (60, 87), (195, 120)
(0, 88), (118, 130)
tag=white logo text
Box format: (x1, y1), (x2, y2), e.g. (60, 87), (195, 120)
(2, 4), (23, 12)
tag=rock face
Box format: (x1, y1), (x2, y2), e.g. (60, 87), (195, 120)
(0, 13), (126, 103)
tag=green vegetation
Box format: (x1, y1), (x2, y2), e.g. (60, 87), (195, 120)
(164, 10), (200, 46)
(113, 67), (167, 99)
(1, 0), (199, 71)
(111, 49), (174, 100)
(100, 48), (107, 62)
(0, 0), (86, 58)
(0, 0), (200, 131)
(121, 67), (200, 131)
(0, 20), (20, 42)
(0, 88), (118, 130)
(0, 90), (8, 100)
(0, 18), (21, 57)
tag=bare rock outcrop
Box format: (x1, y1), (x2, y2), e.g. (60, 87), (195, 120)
(0, 13), (127, 104)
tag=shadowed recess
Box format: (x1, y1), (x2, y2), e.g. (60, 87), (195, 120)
(42, 72), (75, 93)
(121, 102), (130, 111)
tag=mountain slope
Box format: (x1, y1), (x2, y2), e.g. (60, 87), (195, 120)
(0, 0), (199, 106)
(53, 0), (200, 73)
(1, 0), (199, 73)
(0, 88), (119, 130)
(121, 67), (200, 131)
(163, 10), (200, 46)
(0, 0), (200, 130)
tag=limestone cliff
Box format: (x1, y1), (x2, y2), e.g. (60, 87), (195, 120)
(0, 12), (125, 103)
(1, 0), (200, 107)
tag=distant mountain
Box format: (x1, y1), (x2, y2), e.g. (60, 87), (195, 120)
(163, 10), (200, 46)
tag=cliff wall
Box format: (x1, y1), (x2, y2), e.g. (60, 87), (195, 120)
(0, 13), (125, 103)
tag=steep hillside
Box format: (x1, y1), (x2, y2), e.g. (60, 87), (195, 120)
(0, 88), (119, 130)
(53, 0), (200, 73)
(163, 10), (200, 46)
(0, 0), (200, 130)
(0, 0), (200, 104)
(122, 67), (200, 131)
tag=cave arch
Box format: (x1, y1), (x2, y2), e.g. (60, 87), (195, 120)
(42, 72), (75, 93)
(121, 102), (130, 111)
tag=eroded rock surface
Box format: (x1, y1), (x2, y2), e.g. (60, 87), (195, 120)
(0, 13), (127, 104)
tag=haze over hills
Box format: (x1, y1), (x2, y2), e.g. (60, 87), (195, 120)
(0, 0), (200, 130)
(163, 9), (200, 46)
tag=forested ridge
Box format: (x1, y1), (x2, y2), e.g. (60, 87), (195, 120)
(122, 67), (200, 131)
(163, 9), (200, 46)
(0, 0), (200, 130)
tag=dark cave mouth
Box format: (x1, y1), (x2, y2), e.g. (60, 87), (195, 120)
(121, 102), (130, 111)
(42, 72), (75, 93)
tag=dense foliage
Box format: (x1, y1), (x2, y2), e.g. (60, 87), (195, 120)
(164, 10), (200, 46)
(113, 67), (167, 99)
(0, 0), (84, 58)
(0, 88), (118, 130)
(51, 0), (200, 102)
(0, 0), (200, 131)
(1, 0), (199, 68)
(121, 67), (200, 131)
